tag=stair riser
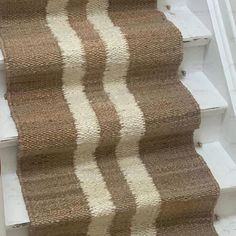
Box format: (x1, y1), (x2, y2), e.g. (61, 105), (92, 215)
(181, 46), (204, 71)
(7, 228), (27, 236)
(223, 143), (236, 164)
(194, 112), (223, 144)
(215, 191), (236, 217)
(230, 40), (236, 63)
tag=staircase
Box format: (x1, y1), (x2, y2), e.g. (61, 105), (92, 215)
(1, 0), (236, 235)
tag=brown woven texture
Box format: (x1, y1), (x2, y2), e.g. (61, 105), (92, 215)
(0, 0), (219, 235)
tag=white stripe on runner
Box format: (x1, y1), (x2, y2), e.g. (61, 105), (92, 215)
(46, 1), (115, 235)
(86, 0), (161, 235)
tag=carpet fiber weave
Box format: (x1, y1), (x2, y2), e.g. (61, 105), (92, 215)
(0, 0), (219, 235)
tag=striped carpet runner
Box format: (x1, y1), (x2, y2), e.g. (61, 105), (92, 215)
(0, 0), (219, 235)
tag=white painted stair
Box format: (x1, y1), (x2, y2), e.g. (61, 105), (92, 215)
(1, 1), (236, 235)
(215, 215), (236, 236)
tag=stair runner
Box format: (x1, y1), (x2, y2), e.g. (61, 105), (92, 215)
(0, 0), (219, 235)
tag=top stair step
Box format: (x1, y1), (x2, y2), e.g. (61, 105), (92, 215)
(0, 3), (212, 71)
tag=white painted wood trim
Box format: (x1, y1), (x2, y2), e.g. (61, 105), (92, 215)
(225, 0), (236, 40)
(207, 0), (236, 115)
(0, 51), (4, 71)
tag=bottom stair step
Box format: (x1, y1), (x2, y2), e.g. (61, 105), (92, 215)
(5, 216), (236, 236)
(1, 142), (236, 235)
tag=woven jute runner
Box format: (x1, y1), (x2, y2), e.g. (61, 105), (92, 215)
(0, 0), (219, 235)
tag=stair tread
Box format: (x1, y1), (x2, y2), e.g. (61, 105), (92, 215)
(1, 142), (235, 229)
(0, 70), (227, 147)
(208, 0), (236, 116)
(1, 147), (29, 228)
(159, 4), (212, 46)
(214, 214), (236, 236)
